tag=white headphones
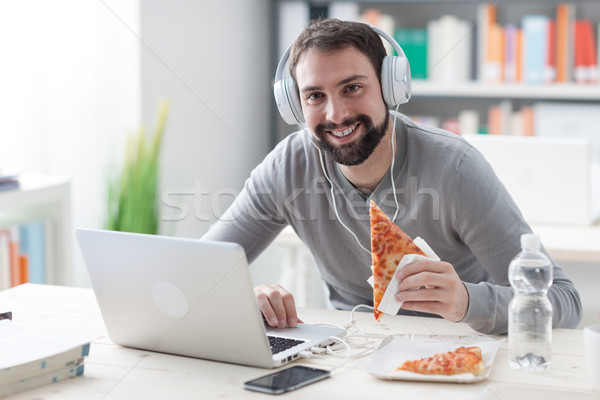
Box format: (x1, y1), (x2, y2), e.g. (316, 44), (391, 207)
(273, 23), (412, 125)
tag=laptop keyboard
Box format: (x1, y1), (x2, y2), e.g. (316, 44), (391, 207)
(268, 336), (305, 355)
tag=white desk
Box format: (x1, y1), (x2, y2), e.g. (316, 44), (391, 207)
(1, 284), (598, 399)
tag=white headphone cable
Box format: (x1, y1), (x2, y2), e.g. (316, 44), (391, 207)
(299, 123), (372, 255)
(389, 103), (402, 222)
(298, 105), (402, 255)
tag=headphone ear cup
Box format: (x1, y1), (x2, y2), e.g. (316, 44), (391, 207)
(273, 77), (304, 125)
(381, 55), (411, 107)
(285, 77), (304, 124)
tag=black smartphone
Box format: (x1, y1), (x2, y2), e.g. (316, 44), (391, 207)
(243, 365), (331, 394)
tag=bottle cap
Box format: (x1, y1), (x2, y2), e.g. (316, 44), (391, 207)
(521, 233), (541, 252)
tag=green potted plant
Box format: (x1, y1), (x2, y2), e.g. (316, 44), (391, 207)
(106, 101), (169, 234)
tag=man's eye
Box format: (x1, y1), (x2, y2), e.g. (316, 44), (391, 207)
(307, 93), (323, 101)
(347, 84), (361, 92)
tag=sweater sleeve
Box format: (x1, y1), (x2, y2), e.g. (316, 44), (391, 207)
(455, 147), (582, 334)
(201, 141), (289, 264)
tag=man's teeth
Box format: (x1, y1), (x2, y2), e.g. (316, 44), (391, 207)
(331, 124), (358, 138)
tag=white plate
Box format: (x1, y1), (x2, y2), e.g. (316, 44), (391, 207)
(366, 334), (505, 383)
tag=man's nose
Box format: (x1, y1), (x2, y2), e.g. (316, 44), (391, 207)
(325, 96), (351, 125)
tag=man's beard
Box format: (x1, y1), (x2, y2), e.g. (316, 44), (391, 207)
(313, 110), (390, 166)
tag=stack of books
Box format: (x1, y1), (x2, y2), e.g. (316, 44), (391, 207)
(0, 173), (19, 192)
(0, 317), (90, 397)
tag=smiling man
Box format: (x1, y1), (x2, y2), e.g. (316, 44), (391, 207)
(202, 19), (581, 335)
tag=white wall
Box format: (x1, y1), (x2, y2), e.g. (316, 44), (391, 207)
(139, 0), (272, 238)
(1, 1), (273, 286)
(0, 0), (141, 286)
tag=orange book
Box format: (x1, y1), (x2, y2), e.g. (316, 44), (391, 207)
(361, 9), (380, 26)
(486, 22), (503, 82)
(478, 3), (497, 81)
(19, 254), (29, 284)
(496, 23), (506, 82)
(520, 106), (535, 136)
(555, 3), (574, 82)
(8, 226), (21, 287)
(487, 105), (502, 135)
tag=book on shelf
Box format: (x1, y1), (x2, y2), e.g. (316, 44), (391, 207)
(19, 221), (47, 284)
(546, 19), (556, 83)
(0, 220), (52, 288)
(361, 9), (395, 56)
(0, 319), (90, 396)
(522, 15), (550, 85)
(574, 19), (598, 84)
(278, 2), (599, 87)
(477, 2), (496, 82)
(555, 3), (575, 83)
(504, 24), (519, 83)
(394, 28), (427, 80)
(427, 15), (472, 82)
(0, 235), (10, 290)
(0, 174), (19, 192)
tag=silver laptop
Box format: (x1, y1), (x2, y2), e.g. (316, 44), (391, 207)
(76, 228), (345, 368)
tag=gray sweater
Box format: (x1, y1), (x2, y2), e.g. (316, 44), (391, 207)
(203, 112), (582, 334)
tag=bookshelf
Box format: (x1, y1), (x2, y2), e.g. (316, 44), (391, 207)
(274, 0), (600, 219)
(412, 81), (600, 100)
(0, 175), (73, 286)
(272, 0), (600, 243)
(271, 0), (600, 326)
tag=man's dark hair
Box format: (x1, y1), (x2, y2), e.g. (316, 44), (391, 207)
(289, 19), (387, 85)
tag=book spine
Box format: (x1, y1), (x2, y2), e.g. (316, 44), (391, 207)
(459, 19), (473, 81)
(19, 222), (46, 284)
(545, 19), (556, 83)
(555, 3), (574, 82)
(8, 226), (22, 287)
(394, 28), (428, 80)
(522, 15), (549, 85)
(0, 234), (10, 290)
(477, 3), (496, 82)
(584, 20), (598, 84)
(438, 15), (461, 82)
(504, 24), (518, 83)
(0, 363), (84, 397)
(0, 342), (90, 383)
(427, 18), (440, 82)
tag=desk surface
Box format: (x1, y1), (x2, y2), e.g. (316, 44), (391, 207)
(2, 284), (598, 400)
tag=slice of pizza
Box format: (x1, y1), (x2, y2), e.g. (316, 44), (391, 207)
(370, 200), (426, 321)
(396, 346), (484, 376)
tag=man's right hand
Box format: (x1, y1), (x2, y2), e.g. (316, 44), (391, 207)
(254, 284), (302, 328)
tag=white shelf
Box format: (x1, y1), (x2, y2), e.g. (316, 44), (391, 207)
(0, 175), (73, 286)
(411, 81), (600, 100)
(276, 224), (600, 266)
(530, 223), (600, 263)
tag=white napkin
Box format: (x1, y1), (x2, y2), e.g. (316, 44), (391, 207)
(368, 237), (440, 316)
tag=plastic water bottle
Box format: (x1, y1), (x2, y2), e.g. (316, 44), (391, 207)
(508, 233), (553, 371)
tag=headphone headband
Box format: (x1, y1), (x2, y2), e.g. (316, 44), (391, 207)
(274, 22), (411, 125)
